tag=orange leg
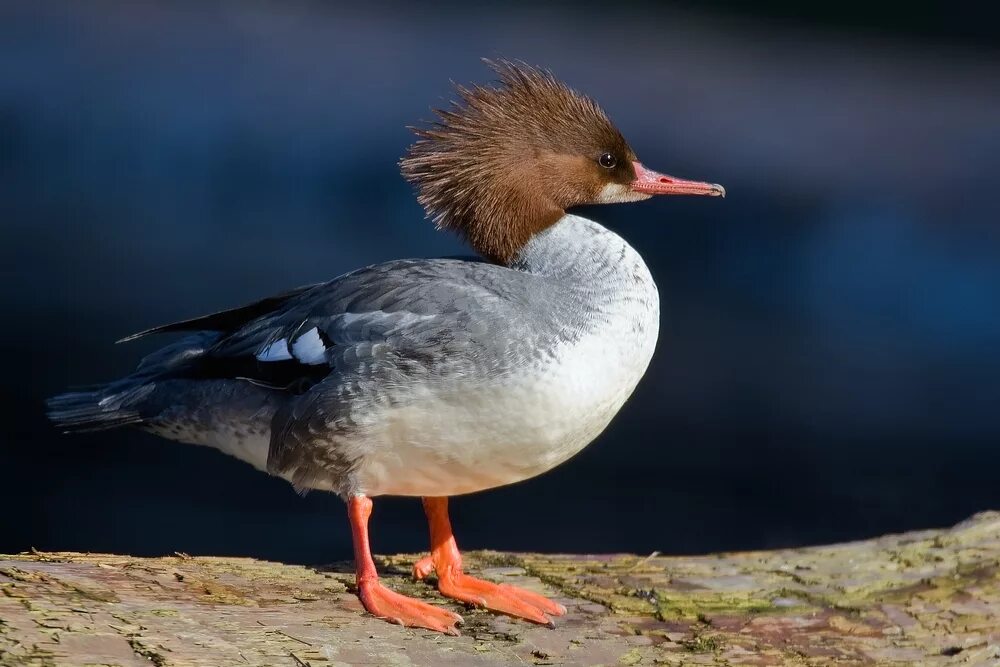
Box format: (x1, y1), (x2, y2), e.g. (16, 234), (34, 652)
(414, 496), (567, 625)
(348, 495), (463, 634)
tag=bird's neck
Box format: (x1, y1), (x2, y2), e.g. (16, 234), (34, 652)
(511, 213), (651, 287)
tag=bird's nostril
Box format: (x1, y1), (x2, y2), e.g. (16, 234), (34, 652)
(658, 177), (671, 183)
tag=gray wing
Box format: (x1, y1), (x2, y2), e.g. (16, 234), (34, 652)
(195, 258), (557, 485)
(211, 260), (513, 365)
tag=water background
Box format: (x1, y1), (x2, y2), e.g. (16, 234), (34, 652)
(3, 1), (998, 562)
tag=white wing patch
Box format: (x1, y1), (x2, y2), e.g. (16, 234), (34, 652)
(255, 312), (435, 363)
(256, 339), (293, 362)
(291, 327), (327, 365)
(254, 328), (328, 365)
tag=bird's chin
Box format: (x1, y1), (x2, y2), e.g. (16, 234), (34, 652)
(594, 182), (653, 204)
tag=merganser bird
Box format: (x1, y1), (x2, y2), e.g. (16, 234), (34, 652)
(47, 60), (724, 634)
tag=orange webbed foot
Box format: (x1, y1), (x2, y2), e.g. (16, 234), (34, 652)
(358, 579), (463, 635)
(418, 496), (567, 626)
(438, 571), (566, 625)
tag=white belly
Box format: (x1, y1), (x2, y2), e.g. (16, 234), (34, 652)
(355, 316), (659, 497)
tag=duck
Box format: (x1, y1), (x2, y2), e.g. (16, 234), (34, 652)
(47, 60), (724, 635)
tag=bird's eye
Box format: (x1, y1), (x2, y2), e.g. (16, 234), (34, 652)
(598, 153), (617, 169)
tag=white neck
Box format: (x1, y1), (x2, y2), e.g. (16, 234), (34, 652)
(512, 213), (660, 378)
(513, 213), (659, 314)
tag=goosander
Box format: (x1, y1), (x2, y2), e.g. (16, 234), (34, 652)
(47, 60), (724, 634)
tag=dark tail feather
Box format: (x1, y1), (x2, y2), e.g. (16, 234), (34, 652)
(48, 332), (220, 433)
(46, 382), (155, 433)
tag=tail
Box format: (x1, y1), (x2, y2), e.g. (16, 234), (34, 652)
(46, 381), (156, 433)
(47, 332), (218, 433)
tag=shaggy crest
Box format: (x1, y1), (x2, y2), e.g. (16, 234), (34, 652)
(401, 60), (638, 264)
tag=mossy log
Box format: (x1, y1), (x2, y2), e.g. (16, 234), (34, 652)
(1, 512), (998, 666)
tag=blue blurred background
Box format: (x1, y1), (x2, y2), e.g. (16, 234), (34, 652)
(3, 1), (998, 562)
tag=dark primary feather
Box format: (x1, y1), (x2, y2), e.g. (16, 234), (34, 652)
(110, 283), (328, 392)
(118, 284), (317, 342)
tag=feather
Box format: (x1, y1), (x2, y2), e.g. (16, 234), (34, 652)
(117, 284), (317, 342)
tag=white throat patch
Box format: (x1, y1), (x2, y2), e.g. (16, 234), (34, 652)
(593, 182), (652, 204)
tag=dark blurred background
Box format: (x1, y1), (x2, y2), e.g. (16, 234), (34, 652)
(3, 1), (998, 563)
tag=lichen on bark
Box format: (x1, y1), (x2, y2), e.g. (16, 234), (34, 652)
(1, 512), (998, 666)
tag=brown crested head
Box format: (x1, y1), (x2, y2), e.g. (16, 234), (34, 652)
(400, 60), (724, 265)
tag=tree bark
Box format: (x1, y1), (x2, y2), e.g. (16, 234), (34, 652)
(2, 512), (998, 666)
